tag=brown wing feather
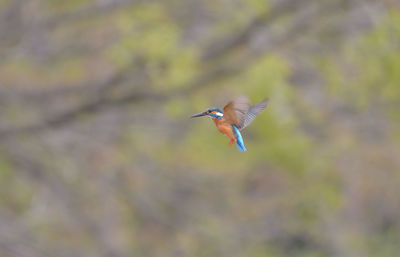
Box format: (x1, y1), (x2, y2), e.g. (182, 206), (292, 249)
(223, 102), (239, 125)
(223, 96), (250, 126)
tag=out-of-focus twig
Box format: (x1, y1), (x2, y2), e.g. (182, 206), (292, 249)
(0, 0), (379, 139)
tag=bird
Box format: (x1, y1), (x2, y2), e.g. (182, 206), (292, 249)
(190, 95), (269, 152)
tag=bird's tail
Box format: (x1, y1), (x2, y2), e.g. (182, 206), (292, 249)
(232, 125), (247, 152)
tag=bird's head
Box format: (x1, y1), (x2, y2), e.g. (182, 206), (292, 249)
(190, 107), (224, 120)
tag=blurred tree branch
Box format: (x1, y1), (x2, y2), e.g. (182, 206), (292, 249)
(0, 1), (399, 256)
(200, 0), (304, 61)
(0, 0), (375, 139)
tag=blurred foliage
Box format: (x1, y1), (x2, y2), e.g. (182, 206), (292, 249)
(324, 9), (400, 109)
(0, 1), (399, 257)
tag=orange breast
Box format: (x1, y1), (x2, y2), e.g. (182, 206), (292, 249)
(213, 118), (235, 140)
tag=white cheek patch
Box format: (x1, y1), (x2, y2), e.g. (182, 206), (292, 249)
(216, 112), (223, 117)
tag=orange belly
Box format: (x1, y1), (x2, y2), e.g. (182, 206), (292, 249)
(213, 118), (235, 141)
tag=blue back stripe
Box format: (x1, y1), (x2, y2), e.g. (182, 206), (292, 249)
(232, 125), (247, 152)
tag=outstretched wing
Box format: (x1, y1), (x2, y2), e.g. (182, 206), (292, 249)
(223, 95), (250, 126)
(239, 98), (269, 130)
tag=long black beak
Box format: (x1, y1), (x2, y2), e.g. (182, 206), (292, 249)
(190, 111), (207, 118)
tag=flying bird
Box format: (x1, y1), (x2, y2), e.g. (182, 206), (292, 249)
(191, 96), (269, 152)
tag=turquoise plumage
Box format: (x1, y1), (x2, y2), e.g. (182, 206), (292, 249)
(232, 125), (246, 152)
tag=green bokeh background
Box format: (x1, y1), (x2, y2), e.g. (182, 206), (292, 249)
(0, 1), (399, 256)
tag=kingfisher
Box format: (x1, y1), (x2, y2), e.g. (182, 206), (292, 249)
(190, 95), (269, 152)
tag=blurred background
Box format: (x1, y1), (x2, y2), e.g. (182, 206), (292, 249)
(0, 0), (400, 256)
